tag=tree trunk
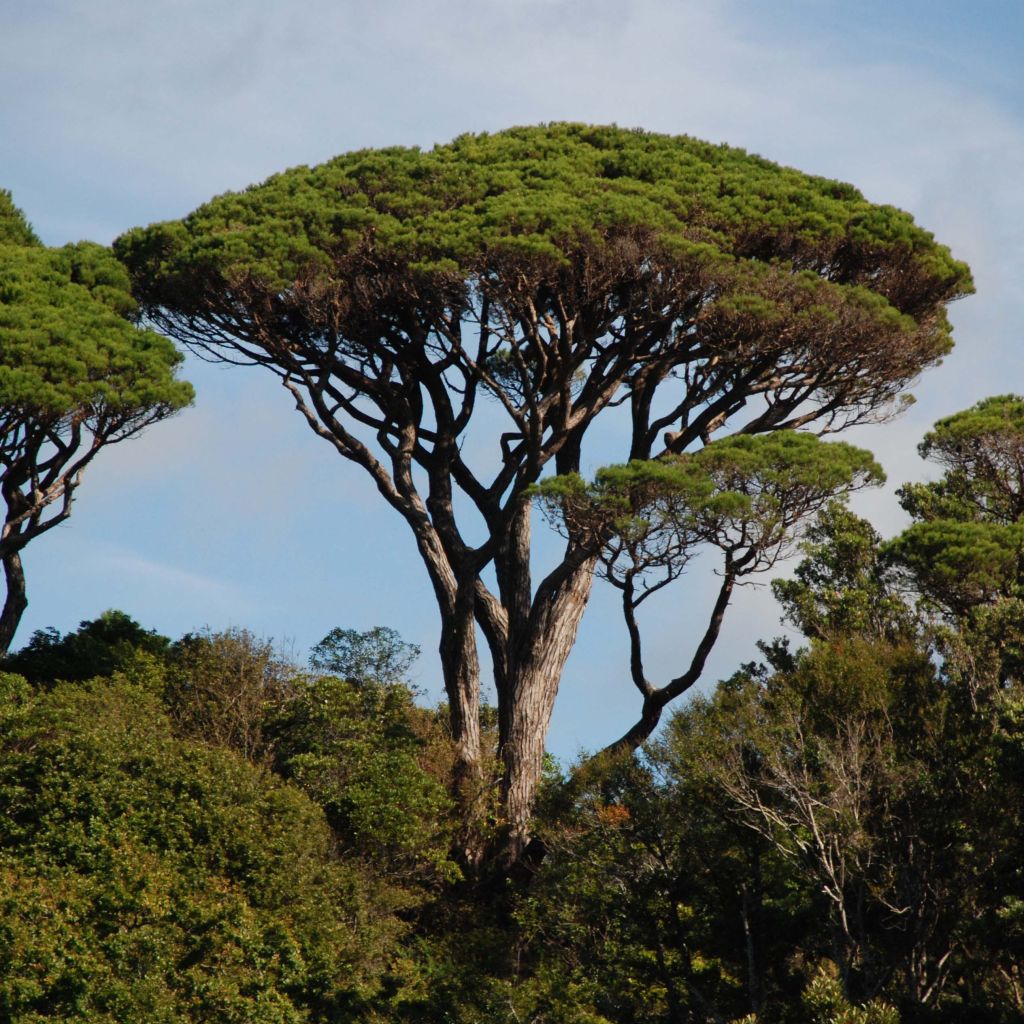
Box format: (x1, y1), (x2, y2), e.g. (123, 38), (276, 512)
(499, 556), (596, 862)
(743, 847), (764, 1016)
(0, 549), (27, 657)
(438, 581), (483, 812)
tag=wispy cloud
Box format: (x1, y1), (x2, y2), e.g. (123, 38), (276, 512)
(102, 548), (252, 608)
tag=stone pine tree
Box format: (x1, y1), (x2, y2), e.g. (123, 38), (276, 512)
(0, 191), (193, 653)
(890, 395), (1024, 618)
(115, 124), (972, 861)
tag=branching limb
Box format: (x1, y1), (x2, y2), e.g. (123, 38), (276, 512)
(599, 562), (737, 757)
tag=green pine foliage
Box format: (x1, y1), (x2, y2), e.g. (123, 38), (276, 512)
(116, 123), (970, 320)
(533, 432), (883, 569)
(115, 126), (971, 446)
(0, 240), (191, 417)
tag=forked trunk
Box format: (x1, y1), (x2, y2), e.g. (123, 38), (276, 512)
(0, 549), (27, 657)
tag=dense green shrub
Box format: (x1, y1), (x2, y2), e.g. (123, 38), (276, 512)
(0, 672), (411, 1023)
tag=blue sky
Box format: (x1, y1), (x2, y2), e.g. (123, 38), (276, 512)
(2, 0), (1021, 758)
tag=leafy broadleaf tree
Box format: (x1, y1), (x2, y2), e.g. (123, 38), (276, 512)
(0, 192), (193, 653)
(310, 625), (421, 686)
(0, 672), (413, 1022)
(514, 752), (789, 1024)
(267, 674), (458, 885)
(163, 627), (301, 763)
(2, 608), (171, 685)
(771, 503), (918, 645)
(115, 124), (971, 858)
(161, 627), (458, 886)
(696, 640), (966, 1006)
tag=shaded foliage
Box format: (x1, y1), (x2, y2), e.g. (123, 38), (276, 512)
(267, 675), (457, 883)
(2, 609), (171, 686)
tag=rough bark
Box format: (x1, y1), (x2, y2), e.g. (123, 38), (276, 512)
(499, 555), (597, 861)
(438, 585), (483, 804)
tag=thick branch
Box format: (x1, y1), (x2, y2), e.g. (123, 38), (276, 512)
(622, 576), (653, 698)
(599, 565), (737, 757)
